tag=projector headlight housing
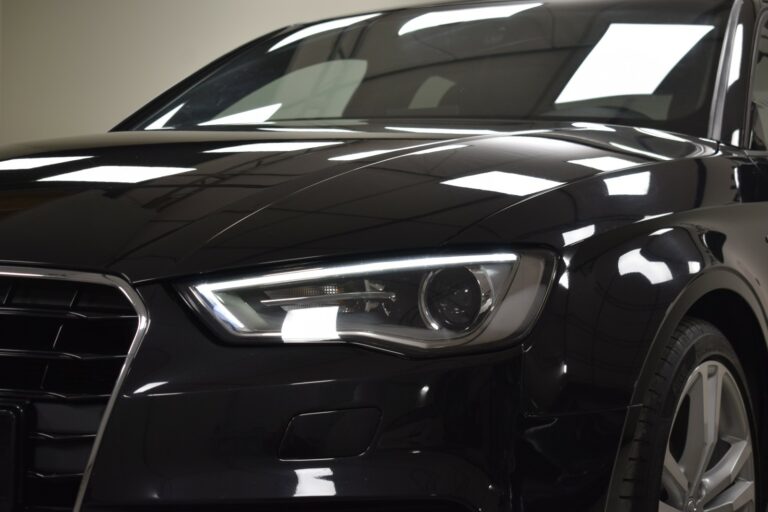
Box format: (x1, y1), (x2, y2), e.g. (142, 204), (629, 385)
(183, 250), (555, 354)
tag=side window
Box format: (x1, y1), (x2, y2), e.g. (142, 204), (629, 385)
(751, 20), (768, 149)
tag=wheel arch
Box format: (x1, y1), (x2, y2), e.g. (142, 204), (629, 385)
(638, 267), (768, 403)
(604, 266), (768, 511)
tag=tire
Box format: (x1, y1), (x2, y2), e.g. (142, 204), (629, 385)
(618, 318), (760, 512)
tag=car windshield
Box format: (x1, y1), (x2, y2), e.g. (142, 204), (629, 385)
(132, 0), (731, 137)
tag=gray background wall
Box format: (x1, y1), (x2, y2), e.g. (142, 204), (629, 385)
(0, 0), (440, 147)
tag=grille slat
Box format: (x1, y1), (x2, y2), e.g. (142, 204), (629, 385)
(26, 472), (83, 480)
(0, 389), (110, 403)
(31, 437), (93, 475)
(30, 433), (96, 441)
(24, 473), (80, 511)
(33, 403), (104, 435)
(0, 273), (138, 510)
(0, 348), (125, 362)
(0, 308), (136, 321)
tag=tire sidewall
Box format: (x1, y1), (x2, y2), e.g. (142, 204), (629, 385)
(646, 326), (761, 512)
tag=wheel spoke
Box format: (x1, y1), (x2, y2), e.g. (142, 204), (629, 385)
(678, 370), (705, 479)
(663, 447), (688, 505)
(659, 500), (683, 512)
(658, 360), (755, 512)
(701, 440), (752, 505)
(703, 480), (755, 512)
(679, 364), (723, 489)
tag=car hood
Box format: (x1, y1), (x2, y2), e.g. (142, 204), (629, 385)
(0, 123), (717, 282)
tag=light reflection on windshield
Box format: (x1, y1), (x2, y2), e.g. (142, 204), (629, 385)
(133, 3), (728, 138)
(269, 13), (382, 52)
(556, 24), (714, 105)
(398, 3), (541, 36)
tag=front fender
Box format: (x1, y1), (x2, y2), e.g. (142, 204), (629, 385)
(506, 216), (768, 511)
(521, 221), (730, 415)
(600, 253), (768, 512)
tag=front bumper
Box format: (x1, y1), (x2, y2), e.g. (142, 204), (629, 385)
(78, 284), (626, 512)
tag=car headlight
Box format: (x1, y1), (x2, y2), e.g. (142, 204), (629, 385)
(184, 250), (555, 353)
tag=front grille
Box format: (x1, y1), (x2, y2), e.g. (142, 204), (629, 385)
(0, 272), (139, 511)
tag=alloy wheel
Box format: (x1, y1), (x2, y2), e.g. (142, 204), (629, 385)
(659, 361), (756, 512)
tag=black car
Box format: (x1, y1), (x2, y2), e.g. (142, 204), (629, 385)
(1, 0), (767, 511)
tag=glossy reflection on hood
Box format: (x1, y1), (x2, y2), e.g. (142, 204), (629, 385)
(385, 126), (506, 136)
(38, 165), (197, 183)
(442, 171), (563, 196)
(568, 156), (640, 172)
(329, 141), (443, 161)
(572, 122), (616, 132)
(404, 144), (468, 156)
(603, 171), (651, 196)
(610, 142), (672, 161)
(639, 212), (674, 223)
(205, 141), (344, 153)
(562, 225), (596, 246)
(634, 127), (690, 143)
(262, 127), (360, 134)
(0, 156), (93, 170)
(0, 123), (721, 281)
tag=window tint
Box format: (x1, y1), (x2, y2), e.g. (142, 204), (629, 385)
(135, 1), (731, 137)
(200, 60), (368, 126)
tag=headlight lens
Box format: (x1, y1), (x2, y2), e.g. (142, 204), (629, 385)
(186, 251), (554, 352)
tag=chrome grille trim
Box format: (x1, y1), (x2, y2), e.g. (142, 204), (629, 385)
(0, 266), (149, 512)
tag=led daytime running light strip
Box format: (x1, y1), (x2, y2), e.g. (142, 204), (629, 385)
(192, 253), (519, 332)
